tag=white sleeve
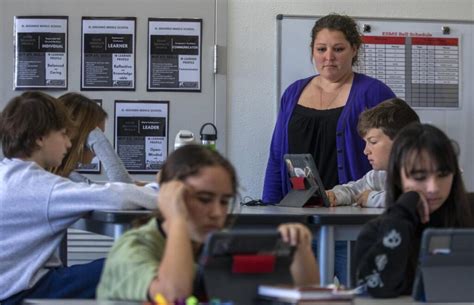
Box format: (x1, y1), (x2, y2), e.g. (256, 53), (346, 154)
(330, 170), (386, 206)
(47, 178), (158, 232)
(87, 128), (134, 183)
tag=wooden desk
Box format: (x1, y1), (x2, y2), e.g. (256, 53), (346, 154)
(73, 206), (383, 286)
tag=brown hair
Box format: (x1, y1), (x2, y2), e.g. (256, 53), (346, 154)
(357, 98), (420, 139)
(0, 91), (73, 158)
(310, 13), (362, 65)
(52, 93), (107, 177)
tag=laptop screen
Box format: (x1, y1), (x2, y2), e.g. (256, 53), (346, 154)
(199, 229), (294, 304)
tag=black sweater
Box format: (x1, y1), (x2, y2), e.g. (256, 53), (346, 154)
(352, 191), (444, 298)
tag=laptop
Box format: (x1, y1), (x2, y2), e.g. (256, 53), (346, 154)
(412, 228), (474, 302)
(199, 229), (294, 305)
(279, 154), (330, 207)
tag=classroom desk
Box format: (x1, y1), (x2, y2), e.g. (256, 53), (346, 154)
(24, 296), (472, 305)
(73, 206), (382, 286)
(238, 205), (383, 286)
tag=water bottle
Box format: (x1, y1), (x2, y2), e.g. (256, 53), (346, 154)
(199, 122), (217, 150)
(174, 130), (196, 150)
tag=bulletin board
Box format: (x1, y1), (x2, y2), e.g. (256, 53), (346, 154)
(0, 0), (228, 182)
(277, 15), (474, 190)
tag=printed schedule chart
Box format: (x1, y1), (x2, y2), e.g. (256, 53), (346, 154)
(356, 36), (459, 108)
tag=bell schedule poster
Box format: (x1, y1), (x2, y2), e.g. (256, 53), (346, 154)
(14, 16), (68, 89)
(114, 101), (169, 173)
(81, 17), (136, 90)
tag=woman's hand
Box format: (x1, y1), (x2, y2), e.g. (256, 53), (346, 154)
(326, 191), (337, 207)
(157, 180), (190, 222)
(416, 192), (430, 224)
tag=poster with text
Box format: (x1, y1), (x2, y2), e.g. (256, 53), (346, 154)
(76, 99), (103, 174)
(148, 18), (201, 91)
(82, 17), (136, 90)
(114, 101), (169, 173)
(14, 16), (68, 89)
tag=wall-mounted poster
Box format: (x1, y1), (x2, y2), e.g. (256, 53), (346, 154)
(147, 18), (202, 91)
(81, 17), (136, 90)
(76, 99), (103, 174)
(13, 16), (68, 89)
(114, 101), (169, 173)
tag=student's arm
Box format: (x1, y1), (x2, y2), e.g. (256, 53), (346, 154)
(330, 170), (386, 207)
(353, 191), (421, 298)
(87, 128), (134, 183)
(148, 181), (194, 302)
(278, 223), (319, 285)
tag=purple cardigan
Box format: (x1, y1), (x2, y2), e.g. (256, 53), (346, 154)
(262, 73), (395, 204)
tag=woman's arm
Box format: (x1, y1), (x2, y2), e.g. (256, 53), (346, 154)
(278, 223), (319, 285)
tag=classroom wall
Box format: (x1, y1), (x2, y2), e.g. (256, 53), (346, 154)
(227, 0), (474, 199)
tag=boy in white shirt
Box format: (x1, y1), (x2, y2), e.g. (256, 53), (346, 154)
(326, 98), (419, 207)
(0, 92), (157, 304)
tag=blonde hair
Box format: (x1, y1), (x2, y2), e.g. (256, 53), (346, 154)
(52, 93), (107, 177)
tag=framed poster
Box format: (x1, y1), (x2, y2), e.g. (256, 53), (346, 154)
(76, 99), (103, 174)
(114, 100), (169, 173)
(81, 17), (136, 90)
(147, 18), (202, 91)
(13, 16), (68, 89)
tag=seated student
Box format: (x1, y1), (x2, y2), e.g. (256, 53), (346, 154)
(52, 92), (134, 184)
(0, 92), (157, 305)
(352, 123), (474, 298)
(326, 98), (419, 207)
(97, 144), (319, 302)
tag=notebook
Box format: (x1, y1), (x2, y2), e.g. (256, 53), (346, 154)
(199, 229), (295, 305)
(279, 154), (330, 207)
(412, 228), (474, 302)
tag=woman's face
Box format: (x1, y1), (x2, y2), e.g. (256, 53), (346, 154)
(400, 150), (454, 214)
(184, 165), (234, 243)
(312, 28), (357, 82)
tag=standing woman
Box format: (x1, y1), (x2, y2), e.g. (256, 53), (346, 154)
(52, 92), (134, 184)
(263, 14), (395, 204)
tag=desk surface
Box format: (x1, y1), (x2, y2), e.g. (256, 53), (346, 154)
(80, 206), (383, 226)
(24, 296), (471, 304)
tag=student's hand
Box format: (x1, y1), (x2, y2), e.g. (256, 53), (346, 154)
(403, 189), (430, 224)
(326, 191), (337, 207)
(278, 223), (312, 248)
(355, 190), (371, 207)
(157, 180), (190, 222)
(415, 192), (430, 224)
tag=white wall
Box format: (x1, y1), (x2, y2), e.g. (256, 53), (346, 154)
(227, 0), (474, 198)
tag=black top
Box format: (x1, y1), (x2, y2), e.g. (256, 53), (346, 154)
(353, 192), (444, 298)
(288, 104), (343, 189)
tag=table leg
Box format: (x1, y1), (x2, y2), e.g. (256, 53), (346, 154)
(318, 225), (335, 286)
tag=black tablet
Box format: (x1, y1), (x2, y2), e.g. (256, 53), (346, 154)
(412, 228), (474, 302)
(280, 154), (330, 207)
(199, 229), (295, 304)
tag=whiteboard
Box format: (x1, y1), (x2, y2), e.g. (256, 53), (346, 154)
(277, 15), (474, 191)
(0, 0), (228, 182)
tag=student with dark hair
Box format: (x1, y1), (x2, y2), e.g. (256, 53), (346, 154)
(0, 91), (157, 304)
(353, 123), (474, 298)
(52, 92), (134, 184)
(326, 98), (420, 207)
(97, 145), (319, 302)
